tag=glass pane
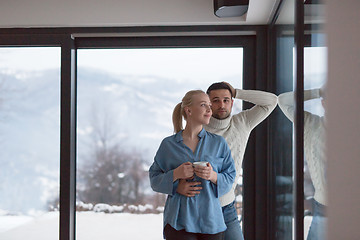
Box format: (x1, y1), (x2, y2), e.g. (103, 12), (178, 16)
(270, 0), (296, 239)
(0, 47), (61, 239)
(303, 1), (327, 239)
(76, 48), (243, 239)
(303, 44), (327, 240)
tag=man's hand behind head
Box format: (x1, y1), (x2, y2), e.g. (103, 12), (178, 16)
(222, 82), (235, 98)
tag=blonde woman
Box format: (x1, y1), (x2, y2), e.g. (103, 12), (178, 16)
(149, 90), (236, 240)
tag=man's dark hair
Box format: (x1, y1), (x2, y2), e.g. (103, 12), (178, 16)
(206, 82), (232, 96)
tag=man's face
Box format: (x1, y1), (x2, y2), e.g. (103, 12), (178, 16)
(208, 89), (233, 120)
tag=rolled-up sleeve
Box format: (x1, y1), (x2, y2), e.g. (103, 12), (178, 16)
(212, 140), (236, 198)
(149, 161), (179, 196)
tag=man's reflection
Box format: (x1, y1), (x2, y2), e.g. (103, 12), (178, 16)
(278, 87), (327, 240)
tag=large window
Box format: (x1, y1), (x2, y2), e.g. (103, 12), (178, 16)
(269, 0), (327, 239)
(0, 27), (269, 240)
(75, 48), (243, 240)
(0, 47), (61, 239)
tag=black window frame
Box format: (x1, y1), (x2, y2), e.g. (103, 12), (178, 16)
(0, 25), (272, 240)
(267, 0), (305, 239)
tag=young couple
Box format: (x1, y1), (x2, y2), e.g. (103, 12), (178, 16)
(149, 82), (278, 240)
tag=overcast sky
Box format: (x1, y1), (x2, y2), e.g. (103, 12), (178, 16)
(0, 46), (326, 86)
(0, 47), (244, 83)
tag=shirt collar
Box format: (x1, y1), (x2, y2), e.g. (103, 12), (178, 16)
(175, 128), (206, 143)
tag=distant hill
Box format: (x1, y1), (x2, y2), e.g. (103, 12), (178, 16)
(0, 67), (242, 214)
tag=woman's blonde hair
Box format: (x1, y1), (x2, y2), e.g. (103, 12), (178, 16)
(172, 90), (205, 133)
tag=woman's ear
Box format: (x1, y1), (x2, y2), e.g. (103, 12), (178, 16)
(184, 106), (191, 117)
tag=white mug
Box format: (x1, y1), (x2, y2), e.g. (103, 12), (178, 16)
(193, 161), (208, 167)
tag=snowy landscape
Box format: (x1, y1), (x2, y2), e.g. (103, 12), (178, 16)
(0, 47), (244, 239)
(0, 47), (243, 215)
(0, 209), (312, 240)
(0, 47), (322, 239)
(0, 210), (163, 240)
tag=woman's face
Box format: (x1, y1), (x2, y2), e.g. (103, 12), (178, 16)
(186, 93), (212, 125)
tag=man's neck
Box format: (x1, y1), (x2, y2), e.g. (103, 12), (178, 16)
(212, 114), (231, 121)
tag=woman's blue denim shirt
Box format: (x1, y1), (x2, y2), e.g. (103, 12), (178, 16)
(149, 128), (236, 235)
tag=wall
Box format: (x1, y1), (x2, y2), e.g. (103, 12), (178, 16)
(326, 0), (360, 239)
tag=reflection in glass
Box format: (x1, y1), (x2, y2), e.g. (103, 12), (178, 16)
(303, 45), (327, 240)
(0, 47), (60, 239)
(269, 0), (296, 238)
(76, 48), (243, 240)
(270, 35), (295, 240)
(302, 1), (328, 238)
(278, 45), (327, 240)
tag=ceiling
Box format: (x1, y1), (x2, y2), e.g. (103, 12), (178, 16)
(0, 0), (282, 28)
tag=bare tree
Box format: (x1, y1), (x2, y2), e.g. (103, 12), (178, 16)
(124, 150), (148, 204)
(77, 101), (148, 205)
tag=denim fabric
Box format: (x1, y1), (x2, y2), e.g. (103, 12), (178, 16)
(149, 129), (236, 235)
(222, 201), (244, 240)
(307, 200), (327, 240)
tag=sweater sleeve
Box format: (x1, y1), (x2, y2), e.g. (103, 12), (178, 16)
(232, 89), (278, 130)
(278, 89), (321, 122)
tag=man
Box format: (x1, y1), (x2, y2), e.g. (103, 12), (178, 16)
(278, 88), (327, 240)
(177, 82), (278, 240)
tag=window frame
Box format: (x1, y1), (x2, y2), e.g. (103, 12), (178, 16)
(0, 34), (77, 240)
(0, 25), (269, 240)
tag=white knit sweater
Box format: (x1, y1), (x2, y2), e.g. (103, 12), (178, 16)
(205, 89), (278, 207)
(278, 89), (327, 205)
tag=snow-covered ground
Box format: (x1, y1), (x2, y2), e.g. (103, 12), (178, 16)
(0, 215), (34, 233)
(0, 212), (312, 240)
(0, 212), (163, 240)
